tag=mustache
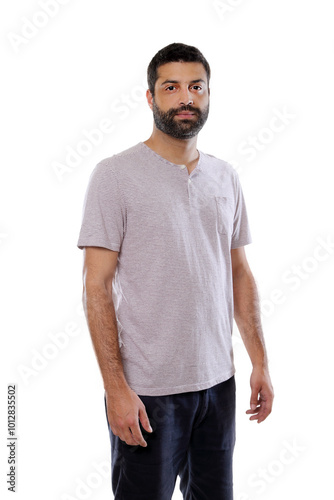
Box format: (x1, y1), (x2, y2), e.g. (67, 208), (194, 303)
(171, 105), (200, 116)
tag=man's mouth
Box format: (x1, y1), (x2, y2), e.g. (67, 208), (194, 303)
(175, 111), (196, 118)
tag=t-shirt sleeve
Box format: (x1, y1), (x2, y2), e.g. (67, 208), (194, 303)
(77, 161), (125, 251)
(231, 170), (252, 249)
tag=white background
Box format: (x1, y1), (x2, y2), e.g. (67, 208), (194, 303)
(1, 0), (333, 499)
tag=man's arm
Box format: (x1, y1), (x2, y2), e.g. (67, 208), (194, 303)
(82, 246), (152, 446)
(231, 246), (274, 423)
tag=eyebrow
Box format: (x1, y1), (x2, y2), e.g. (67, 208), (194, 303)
(159, 78), (206, 86)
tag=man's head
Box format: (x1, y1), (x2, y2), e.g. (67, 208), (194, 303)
(146, 43), (211, 140)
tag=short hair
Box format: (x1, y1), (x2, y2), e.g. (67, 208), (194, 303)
(147, 42), (211, 96)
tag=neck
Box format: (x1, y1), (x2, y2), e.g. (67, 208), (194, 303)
(144, 127), (199, 167)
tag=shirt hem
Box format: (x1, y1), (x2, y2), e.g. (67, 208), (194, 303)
(130, 368), (236, 397)
(77, 240), (120, 251)
(231, 238), (252, 249)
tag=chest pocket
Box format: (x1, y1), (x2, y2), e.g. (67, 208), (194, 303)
(215, 196), (234, 235)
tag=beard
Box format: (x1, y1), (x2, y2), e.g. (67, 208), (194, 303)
(152, 100), (210, 139)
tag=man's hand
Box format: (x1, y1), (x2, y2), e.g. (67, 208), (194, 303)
(105, 386), (153, 447)
(246, 367), (274, 423)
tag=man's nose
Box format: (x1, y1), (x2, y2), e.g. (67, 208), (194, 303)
(179, 87), (194, 107)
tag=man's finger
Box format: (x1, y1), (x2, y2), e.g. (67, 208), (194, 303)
(249, 414), (260, 421)
(129, 422), (147, 447)
(249, 402), (272, 423)
(259, 401), (272, 420)
(122, 428), (142, 446)
(246, 407), (260, 414)
(250, 386), (260, 411)
(139, 406), (153, 434)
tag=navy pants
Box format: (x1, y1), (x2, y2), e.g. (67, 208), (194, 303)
(104, 375), (236, 500)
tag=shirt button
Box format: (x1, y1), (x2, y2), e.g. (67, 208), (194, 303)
(180, 164), (186, 169)
(188, 178), (191, 183)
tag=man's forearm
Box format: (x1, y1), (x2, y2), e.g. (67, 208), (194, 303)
(233, 268), (268, 369)
(83, 284), (128, 391)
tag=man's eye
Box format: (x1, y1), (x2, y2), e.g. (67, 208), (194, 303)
(166, 86), (176, 91)
(192, 85), (202, 91)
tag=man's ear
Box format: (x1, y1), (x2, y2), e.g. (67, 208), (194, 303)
(146, 89), (154, 110)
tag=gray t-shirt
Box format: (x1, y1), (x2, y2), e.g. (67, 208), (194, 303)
(77, 142), (252, 396)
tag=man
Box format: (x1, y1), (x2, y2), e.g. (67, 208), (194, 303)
(77, 43), (274, 500)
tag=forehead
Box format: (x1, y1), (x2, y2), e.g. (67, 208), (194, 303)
(156, 61), (208, 84)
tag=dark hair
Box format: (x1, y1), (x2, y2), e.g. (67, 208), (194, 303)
(147, 42), (211, 96)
